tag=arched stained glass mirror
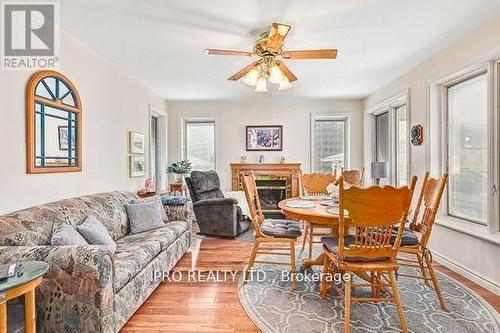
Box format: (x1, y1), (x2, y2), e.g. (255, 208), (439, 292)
(26, 70), (82, 173)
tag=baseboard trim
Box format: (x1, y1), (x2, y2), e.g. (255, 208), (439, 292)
(432, 251), (500, 295)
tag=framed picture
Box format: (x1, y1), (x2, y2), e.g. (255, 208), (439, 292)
(58, 126), (76, 151)
(246, 125), (283, 151)
(129, 155), (145, 178)
(410, 125), (423, 146)
(129, 131), (145, 154)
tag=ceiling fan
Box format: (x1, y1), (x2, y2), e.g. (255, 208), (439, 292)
(204, 23), (338, 92)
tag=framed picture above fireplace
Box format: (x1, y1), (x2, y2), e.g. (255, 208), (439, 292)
(246, 125), (283, 151)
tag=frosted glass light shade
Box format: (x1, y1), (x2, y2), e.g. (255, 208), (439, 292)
(269, 66), (283, 84)
(278, 77), (293, 90)
(254, 77), (268, 92)
(243, 69), (259, 86)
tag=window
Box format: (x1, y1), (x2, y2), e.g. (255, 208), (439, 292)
(446, 73), (488, 224)
(26, 70), (82, 174)
(396, 105), (408, 186)
(375, 112), (390, 184)
(313, 117), (347, 173)
(184, 120), (215, 171)
(150, 116), (159, 182)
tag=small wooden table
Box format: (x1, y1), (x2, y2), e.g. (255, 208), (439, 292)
(278, 197), (340, 269)
(0, 261), (49, 333)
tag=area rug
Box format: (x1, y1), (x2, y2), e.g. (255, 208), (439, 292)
(237, 245), (500, 333)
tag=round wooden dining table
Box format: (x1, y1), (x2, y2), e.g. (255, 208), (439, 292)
(278, 197), (340, 269)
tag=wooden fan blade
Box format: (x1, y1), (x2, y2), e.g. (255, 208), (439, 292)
(267, 23), (291, 52)
(205, 49), (254, 57)
(228, 61), (261, 81)
(282, 49), (338, 59)
(276, 61), (297, 82)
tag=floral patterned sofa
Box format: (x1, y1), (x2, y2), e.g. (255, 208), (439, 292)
(0, 191), (193, 333)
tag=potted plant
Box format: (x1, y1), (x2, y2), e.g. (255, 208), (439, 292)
(167, 160), (192, 183)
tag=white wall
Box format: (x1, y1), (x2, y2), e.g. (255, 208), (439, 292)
(167, 97), (363, 190)
(363, 16), (500, 292)
(0, 30), (165, 214)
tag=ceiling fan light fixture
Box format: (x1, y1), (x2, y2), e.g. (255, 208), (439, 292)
(269, 65), (284, 84)
(277, 24), (290, 36)
(278, 77), (293, 90)
(243, 68), (259, 86)
(254, 77), (268, 92)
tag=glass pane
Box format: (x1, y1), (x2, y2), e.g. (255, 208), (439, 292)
(376, 112), (390, 184)
(314, 120), (345, 173)
(35, 81), (53, 100)
(58, 79), (69, 99)
(43, 77), (57, 99)
(396, 105), (408, 186)
(447, 73), (488, 224)
(44, 105), (72, 120)
(61, 93), (75, 107)
(185, 122), (215, 171)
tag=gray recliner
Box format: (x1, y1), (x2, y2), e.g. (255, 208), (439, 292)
(185, 171), (251, 237)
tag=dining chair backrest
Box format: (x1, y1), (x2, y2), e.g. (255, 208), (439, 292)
(338, 175), (417, 261)
(409, 172), (448, 246)
(241, 172), (265, 237)
(301, 172), (336, 194)
(341, 167), (365, 187)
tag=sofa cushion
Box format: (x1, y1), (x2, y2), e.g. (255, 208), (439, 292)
(77, 216), (116, 252)
(126, 201), (165, 234)
(79, 192), (136, 240)
(51, 223), (89, 246)
(131, 195), (168, 222)
(0, 198), (90, 246)
(117, 221), (189, 252)
(114, 238), (161, 291)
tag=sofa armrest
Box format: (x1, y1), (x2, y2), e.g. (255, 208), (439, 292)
(0, 245), (114, 332)
(193, 197), (238, 207)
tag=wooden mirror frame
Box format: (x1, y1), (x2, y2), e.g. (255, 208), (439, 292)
(26, 70), (83, 174)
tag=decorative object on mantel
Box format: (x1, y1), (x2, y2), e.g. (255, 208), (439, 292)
(240, 155), (247, 163)
(145, 178), (155, 193)
(410, 124), (423, 146)
(129, 131), (145, 154)
(371, 161), (388, 185)
(280, 156), (286, 163)
(129, 156), (145, 178)
(167, 160), (192, 183)
(259, 155), (265, 163)
(26, 70), (82, 174)
(246, 125), (283, 151)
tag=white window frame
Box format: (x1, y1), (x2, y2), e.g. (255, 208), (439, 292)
(365, 91), (410, 185)
(181, 117), (217, 172)
(310, 114), (350, 173)
(148, 104), (168, 191)
(429, 61), (500, 243)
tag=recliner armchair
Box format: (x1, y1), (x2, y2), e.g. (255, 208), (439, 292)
(185, 171), (251, 237)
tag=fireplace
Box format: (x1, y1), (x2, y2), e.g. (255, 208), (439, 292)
(255, 179), (287, 218)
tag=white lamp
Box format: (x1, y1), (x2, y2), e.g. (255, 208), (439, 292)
(269, 65), (283, 84)
(278, 77), (293, 90)
(254, 77), (268, 92)
(243, 68), (259, 86)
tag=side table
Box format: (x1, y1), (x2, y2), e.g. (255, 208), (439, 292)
(169, 183), (186, 196)
(0, 261), (49, 333)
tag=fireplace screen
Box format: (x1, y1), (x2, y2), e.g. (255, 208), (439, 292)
(255, 179), (287, 213)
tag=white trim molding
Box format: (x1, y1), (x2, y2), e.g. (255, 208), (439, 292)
(148, 103), (168, 191)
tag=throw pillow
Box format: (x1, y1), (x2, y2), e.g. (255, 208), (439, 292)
(126, 201), (165, 234)
(51, 223), (89, 246)
(160, 195), (187, 206)
(131, 195), (168, 222)
(77, 215), (116, 252)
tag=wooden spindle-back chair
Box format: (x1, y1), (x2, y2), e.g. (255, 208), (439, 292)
(300, 172), (337, 259)
(341, 167), (365, 187)
(397, 172), (448, 309)
(321, 176), (417, 333)
(242, 173), (301, 290)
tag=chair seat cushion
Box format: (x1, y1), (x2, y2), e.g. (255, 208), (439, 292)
(261, 219), (302, 238)
(321, 236), (389, 262)
(391, 227), (419, 246)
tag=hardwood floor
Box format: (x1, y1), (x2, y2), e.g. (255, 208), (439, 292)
(121, 229), (499, 333)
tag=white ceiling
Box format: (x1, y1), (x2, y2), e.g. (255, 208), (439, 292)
(56, 0), (500, 100)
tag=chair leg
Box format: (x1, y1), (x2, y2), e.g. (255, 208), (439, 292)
(425, 251), (446, 310)
(290, 240), (297, 290)
(301, 222), (308, 253)
(321, 250), (329, 296)
(389, 270), (408, 333)
(417, 253), (429, 286)
(344, 275), (352, 333)
(308, 224), (314, 259)
(244, 240), (259, 284)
